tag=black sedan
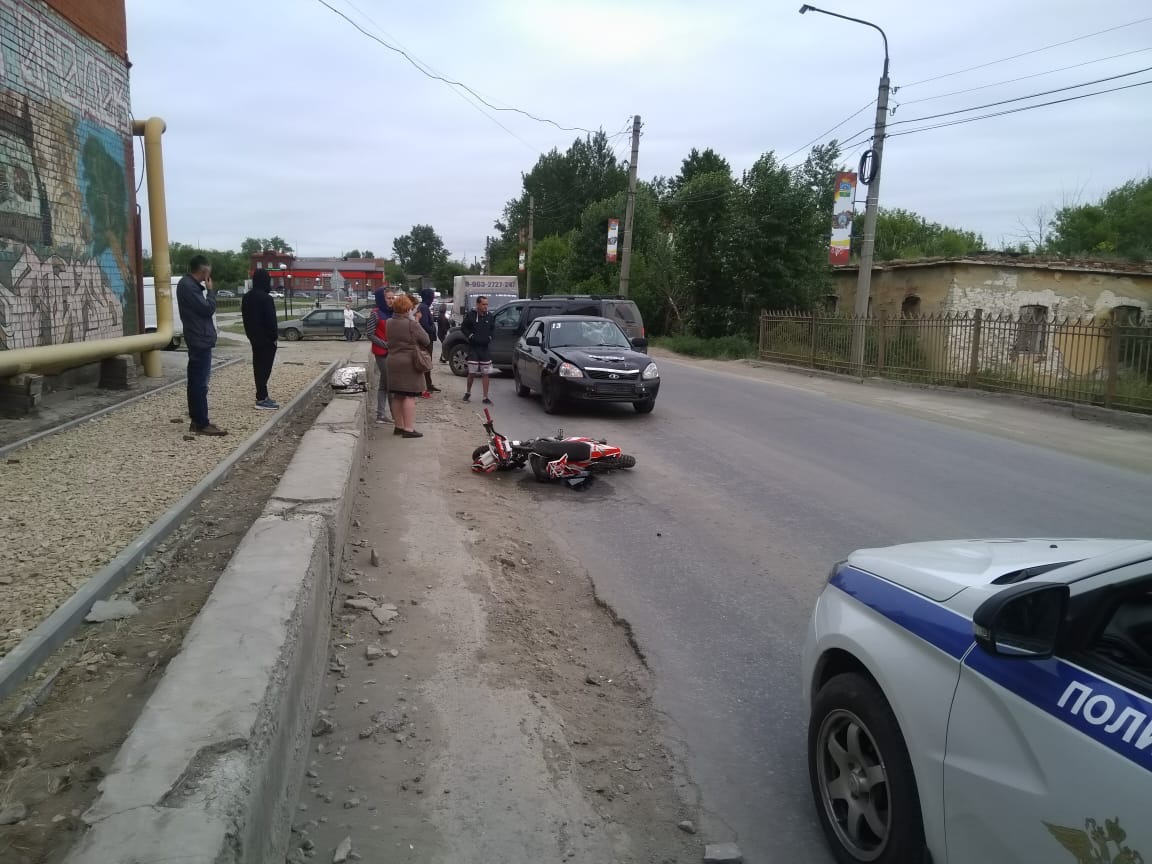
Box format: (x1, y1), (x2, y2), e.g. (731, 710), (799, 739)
(512, 316), (659, 414)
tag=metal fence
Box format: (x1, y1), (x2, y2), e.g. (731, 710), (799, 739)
(759, 309), (1152, 413)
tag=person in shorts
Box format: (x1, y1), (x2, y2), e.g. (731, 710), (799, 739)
(460, 295), (494, 404)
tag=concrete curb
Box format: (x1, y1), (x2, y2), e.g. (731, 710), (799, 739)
(0, 360), (339, 704)
(65, 383), (368, 864)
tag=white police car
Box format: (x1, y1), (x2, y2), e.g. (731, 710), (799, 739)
(802, 538), (1152, 864)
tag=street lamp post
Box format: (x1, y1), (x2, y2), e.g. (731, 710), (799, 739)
(799, 4), (890, 372)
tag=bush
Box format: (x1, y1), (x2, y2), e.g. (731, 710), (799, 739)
(653, 334), (756, 359)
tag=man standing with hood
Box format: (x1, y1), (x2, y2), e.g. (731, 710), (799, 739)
(366, 288), (395, 425)
(176, 255), (227, 435)
(241, 268), (280, 409)
(417, 287), (439, 396)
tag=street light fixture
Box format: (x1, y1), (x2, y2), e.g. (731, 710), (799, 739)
(799, 4), (891, 372)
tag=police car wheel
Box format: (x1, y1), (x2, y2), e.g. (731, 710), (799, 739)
(809, 673), (926, 864)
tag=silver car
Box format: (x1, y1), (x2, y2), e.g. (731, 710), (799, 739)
(279, 309), (366, 341)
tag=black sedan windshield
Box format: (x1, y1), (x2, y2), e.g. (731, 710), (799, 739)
(547, 320), (630, 349)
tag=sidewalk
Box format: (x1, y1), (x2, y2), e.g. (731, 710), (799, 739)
(279, 377), (701, 863)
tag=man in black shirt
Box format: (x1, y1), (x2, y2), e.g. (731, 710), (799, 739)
(242, 269), (280, 409)
(460, 295), (494, 404)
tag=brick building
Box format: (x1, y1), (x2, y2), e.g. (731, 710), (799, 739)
(248, 253), (394, 297)
(0, 0), (138, 351)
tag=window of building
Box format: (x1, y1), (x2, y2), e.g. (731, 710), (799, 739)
(1014, 304), (1049, 354)
(1112, 305), (1143, 326)
(820, 294), (838, 313)
(900, 295), (921, 318)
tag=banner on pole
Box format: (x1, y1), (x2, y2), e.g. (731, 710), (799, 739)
(518, 250), (526, 272)
(829, 172), (857, 266)
(606, 218), (620, 263)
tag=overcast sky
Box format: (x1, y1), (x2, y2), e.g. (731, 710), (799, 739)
(125, 0), (1152, 260)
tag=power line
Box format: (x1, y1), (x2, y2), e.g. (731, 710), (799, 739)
(887, 78), (1152, 138)
(896, 47), (1152, 107)
(899, 15), (1152, 89)
(332, 0), (539, 153)
(313, 0), (598, 135)
(888, 64), (1152, 128)
(781, 98), (875, 163)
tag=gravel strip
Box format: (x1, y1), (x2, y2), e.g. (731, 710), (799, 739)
(0, 358), (333, 655)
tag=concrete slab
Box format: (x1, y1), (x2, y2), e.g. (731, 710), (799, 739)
(264, 423), (363, 574)
(67, 514), (331, 864)
(315, 393), (365, 430)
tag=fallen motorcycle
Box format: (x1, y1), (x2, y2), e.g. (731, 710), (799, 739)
(471, 409), (636, 488)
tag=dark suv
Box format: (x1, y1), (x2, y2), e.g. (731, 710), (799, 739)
(440, 295), (646, 377)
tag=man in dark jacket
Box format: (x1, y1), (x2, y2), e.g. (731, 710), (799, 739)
(242, 269), (280, 410)
(176, 255), (227, 435)
(460, 295), (494, 404)
(417, 287), (439, 395)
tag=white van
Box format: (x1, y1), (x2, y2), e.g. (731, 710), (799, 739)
(142, 276), (184, 350)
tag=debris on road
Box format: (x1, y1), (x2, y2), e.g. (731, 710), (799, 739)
(332, 836), (353, 862)
(364, 645), (384, 660)
(343, 597), (376, 612)
(678, 819), (697, 834)
(704, 841), (743, 863)
(83, 599), (139, 623)
(0, 802), (27, 825)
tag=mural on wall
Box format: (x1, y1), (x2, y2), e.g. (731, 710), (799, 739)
(0, 0), (134, 352)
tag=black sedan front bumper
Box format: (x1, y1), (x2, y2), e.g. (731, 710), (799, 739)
(555, 376), (659, 403)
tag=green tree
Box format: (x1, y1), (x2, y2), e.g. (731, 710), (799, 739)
(392, 225), (449, 275)
(858, 207), (986, 260)
(494, 129), (628, 261)
(363, 249), (375, 258)
(343, 249), (362, 259)
(383, 260), (406, 287)
(528, 233), (572, 296)
(431, 259), (470, 293)
(1048, 176), (1152, 260)
(240, 236), (294, 255)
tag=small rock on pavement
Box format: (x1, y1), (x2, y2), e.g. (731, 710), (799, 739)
(332, 836), (353, 863)
(344, 597), (376, 611)
(312, 716), (335, 737)
(678, 819), (697, 834)
(0, 803), (27, 825)
(84, 599), (139, 623)
(386, 648), (399, 658)
(369, 548), (380, 567)
(371, 605), (399, 625)
(365, 644), (385, 660)
(703, 842), (743, 863)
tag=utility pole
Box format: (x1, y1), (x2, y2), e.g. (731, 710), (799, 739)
(618, 114), (641, 298)
(484, 235), (490, 275)
(799, 5), (889, 372)
(526, 195), (535, 298)
(851, 67), (890, 370)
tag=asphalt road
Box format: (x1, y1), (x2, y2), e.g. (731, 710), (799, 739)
(458, 355), (1152, 862)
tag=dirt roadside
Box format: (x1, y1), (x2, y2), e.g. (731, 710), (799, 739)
(0, 382), (331, 864)
(284, 380), (703, 863)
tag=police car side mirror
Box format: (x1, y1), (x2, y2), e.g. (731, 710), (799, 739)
(631, 337), (648, 350)
(525, 335), (541, 347)
(973, 582), (1069, 659)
